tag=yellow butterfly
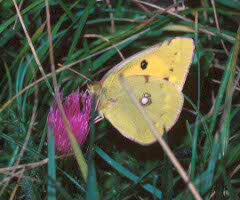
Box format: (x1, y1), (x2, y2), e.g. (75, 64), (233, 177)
(90, 37), (195, 145)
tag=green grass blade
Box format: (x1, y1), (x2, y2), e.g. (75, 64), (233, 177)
(2, 62), (13, 100)
(215, 0), (240, 9)
(67, 132), (88, 182)
(86, 95), (99, 200)
(201, 134), (220, 194)
(221, 27), (240, 154)
(96, 147), (163, 199)
(209, 35), (239, 135)
(0, 0), (44, 34)
(12, 22), (46, 67)
(56, 0), (75, 22)
(220, 162), (238, 200)
(48, 126), (56, 200)
(191, 14), (201, 180)
(67, 0), (96, 60)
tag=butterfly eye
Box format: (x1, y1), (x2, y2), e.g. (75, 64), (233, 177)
(140, 60), (148, 70)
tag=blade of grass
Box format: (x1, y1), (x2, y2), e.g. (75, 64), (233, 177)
(69, 31), (142, 67)
(0, 0), (44, 35)
(48, 126), (56, 200)
(0, 132), (86, 192)
(184, 94), (211, 143)
(133, 0), (236, 43)
(191, 11), (201, 181)
(37, 126), (48, 155)
(91, 39), (131, 71)
(12, 21), (47, 68)
(67, 0), (96, 60)
(230, 106), (240, 133)
(96, 147), (163, 199)
(106, 161), (161, 200)
(65, 28), (150, 68)
(215, 0), (240, 9)
(119, 75), (202, 200)
(56, 0), (75, 22)
(3, 62), (13, 100)
(209, 28), (240, 137)
(45, 0), (88, 181)
(220, 161), (238, 200)
(86, 95), (99, 200)
(0, 69), (39, 196)
(13, 0), (54, 96)
(201, 134), (220, 194)
(220, 27), (240, 155)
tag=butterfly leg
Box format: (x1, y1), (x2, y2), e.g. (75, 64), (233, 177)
(94, 112), (104, 124)
(93, 96), (105, 123)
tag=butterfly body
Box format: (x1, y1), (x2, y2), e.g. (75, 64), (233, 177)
(91, 37), (195, 145)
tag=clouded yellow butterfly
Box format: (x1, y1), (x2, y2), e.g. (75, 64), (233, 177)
(90, 37), (195, 145)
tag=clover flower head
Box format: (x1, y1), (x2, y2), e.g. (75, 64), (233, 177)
(48, 90), (92, 154)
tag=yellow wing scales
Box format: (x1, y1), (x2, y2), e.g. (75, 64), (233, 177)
(100, 76), (184, 145)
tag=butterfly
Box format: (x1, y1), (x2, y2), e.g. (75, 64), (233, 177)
(90, 37), (195, 145)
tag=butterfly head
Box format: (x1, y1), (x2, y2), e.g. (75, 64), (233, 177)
(88, 82), (102, 95)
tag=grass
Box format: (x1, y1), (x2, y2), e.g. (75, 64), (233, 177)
(0, 1), (240, 199)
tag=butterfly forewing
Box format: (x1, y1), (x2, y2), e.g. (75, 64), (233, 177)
(101, 37), (194, 91)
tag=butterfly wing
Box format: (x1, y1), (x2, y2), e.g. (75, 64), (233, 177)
(99, 75), (184, 145)
(101, 37), (194, 91)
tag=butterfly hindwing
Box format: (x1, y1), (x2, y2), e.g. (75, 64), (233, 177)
(100, 75), (184, 145)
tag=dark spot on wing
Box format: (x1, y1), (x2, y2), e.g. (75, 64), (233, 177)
(174, 52), (178, 55)
(144, 75), (149, 83)
(141, 60), (148, 70)
(163, 77), (169, 81)
(169, 68), (174, 72)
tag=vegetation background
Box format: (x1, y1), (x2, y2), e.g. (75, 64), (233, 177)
(0, 0), (239, 199)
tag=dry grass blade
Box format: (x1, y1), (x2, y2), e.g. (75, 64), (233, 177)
(210, 0), (229, 55)
(12, 0), (54, 95)
(65, 29), (149, 69)
(9, 169), (24, 200)
(133, 0), (194, 23)
(0, 159), (48, 174)
(106, 0), (115, 34)
(58, 63), (92, 81)
(0, 153), (72, 175)
(119, 75), (203, 200)
(133, 0), (235, 42)
(84, 34), (125, 60)
(45, 0), (88, 181)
